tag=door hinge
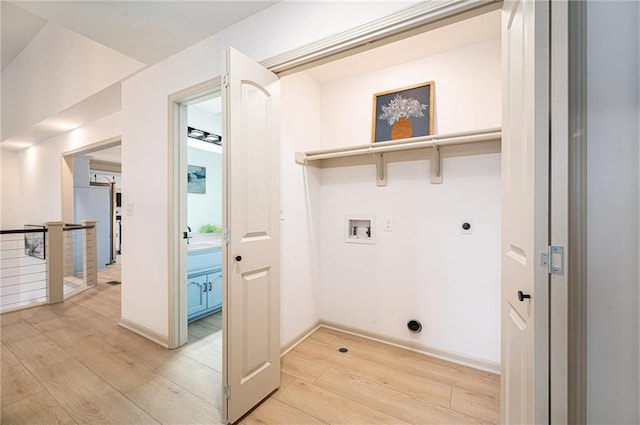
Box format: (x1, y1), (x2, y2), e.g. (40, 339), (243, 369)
(223, 73), (229, 88)
(225, 384), (231, 399)
(223, 229), (230, 245)
(540, 245), (564, 275)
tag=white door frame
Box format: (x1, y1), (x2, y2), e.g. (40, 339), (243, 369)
(167, 78), (221, 349)
(566, 1), (588, 421)
(550, 0), (569, 422)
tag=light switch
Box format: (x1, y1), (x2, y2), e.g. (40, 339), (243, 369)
(384, 217), (393, 232)
(126, 203), (135, 217)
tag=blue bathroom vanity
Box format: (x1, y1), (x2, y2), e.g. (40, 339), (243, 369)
(187, 243), (222, 322)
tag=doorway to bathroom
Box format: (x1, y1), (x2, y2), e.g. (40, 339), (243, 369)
(181, 94), (224, 377)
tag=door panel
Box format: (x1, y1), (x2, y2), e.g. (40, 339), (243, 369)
(208, 268), (223, 310)
(187, 274), (207, 317)
(223, 47), (280, 424)
(501, 0), (549, 422)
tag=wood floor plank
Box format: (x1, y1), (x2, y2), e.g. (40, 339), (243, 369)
(116, 336), (180, 371)
(47, 301), (96, 321)
(310, 328), (500, 398)
(1, 390), (78, 425)
(277, 379), (412, 425)
(272, 372), (296, 400)
(293, 337), (453, 407)
(71, 296), (120, 320)
(156, 352), (223, 407)
(64, 312), (138, 347)
(307, 329), (337, 345)
(125, 375), (221, 425)
(315, 367), (491, 425)
(319, 327), (498, 380)
(21, 348), (159, 425)
(240, 397), (328, 425)
(281, 350), (327, 383)
(1, 319), (60, 360)
(30, 315), (75, 334)
(1, 342), (44, 406)
(47, 327), (156, 393)
(18, 305), (63, 326)
(451, 387), (500, 424)
(0, 310), (23, 327)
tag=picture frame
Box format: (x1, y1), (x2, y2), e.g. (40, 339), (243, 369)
(371, 81), (434, 143)
(187, 165), (206, 194)
(24, 225), (46, 260)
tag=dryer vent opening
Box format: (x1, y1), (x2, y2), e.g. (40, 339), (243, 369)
(407, 320), (422, 333)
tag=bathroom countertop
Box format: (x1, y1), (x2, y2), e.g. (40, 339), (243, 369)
(187, 233), (223, 253)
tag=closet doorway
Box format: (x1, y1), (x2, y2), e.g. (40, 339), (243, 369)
(273, 2), (569, 421)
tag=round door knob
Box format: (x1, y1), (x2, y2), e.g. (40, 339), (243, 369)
(517, 290), (531, 302)
(235, 255), (242, 262)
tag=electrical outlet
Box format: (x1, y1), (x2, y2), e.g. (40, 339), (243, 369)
(384, 217), (393, 232)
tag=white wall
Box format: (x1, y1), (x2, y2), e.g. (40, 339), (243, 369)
(11, 112), (122, 226)
(280, 72), (323, 343)
(73, 156), (91, 188)
(0, 150), (21, 228)
(587, 2), (640, 423)
(120, 1), (417, 339)
(187, 146), (222, 232)
(188, 105), (222, 136)
(315, 39), (502, 365)
(318, 38), (502, 149)
(1, 22), (142, 141)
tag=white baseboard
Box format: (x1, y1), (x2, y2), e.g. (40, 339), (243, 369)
(119, 317), (169, 348)
(280, 320), (322, 357)
(118, 315), (499, 374)
(317, 319), (501, 375)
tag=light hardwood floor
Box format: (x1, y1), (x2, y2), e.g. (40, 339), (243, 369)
(1, 264), (499, 424)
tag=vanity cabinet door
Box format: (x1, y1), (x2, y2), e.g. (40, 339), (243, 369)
(207, 267), (223, 313)
(187, 274), (207, 318)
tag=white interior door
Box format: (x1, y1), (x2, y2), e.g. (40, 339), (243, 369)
(501, 0), (550, 423)
(222, 47), (281, 424)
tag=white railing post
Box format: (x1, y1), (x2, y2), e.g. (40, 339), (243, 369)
(46, 221), (64, 304)
(82, 219), (98, 287)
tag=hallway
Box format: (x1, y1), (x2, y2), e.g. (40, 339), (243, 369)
(1, 265), (224, 424)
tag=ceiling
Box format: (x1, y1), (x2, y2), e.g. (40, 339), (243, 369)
(89, 145), (121, 164)
(2, 1), (278, 70)
(305, 10), (501, 84)
(1, 0), (277, 150)
(1, 2), (498, 154)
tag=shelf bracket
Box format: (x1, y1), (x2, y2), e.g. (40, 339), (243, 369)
(295, 152), (306, 165)
(376, 153), (387, 187)
(430, 145), (443, 184)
